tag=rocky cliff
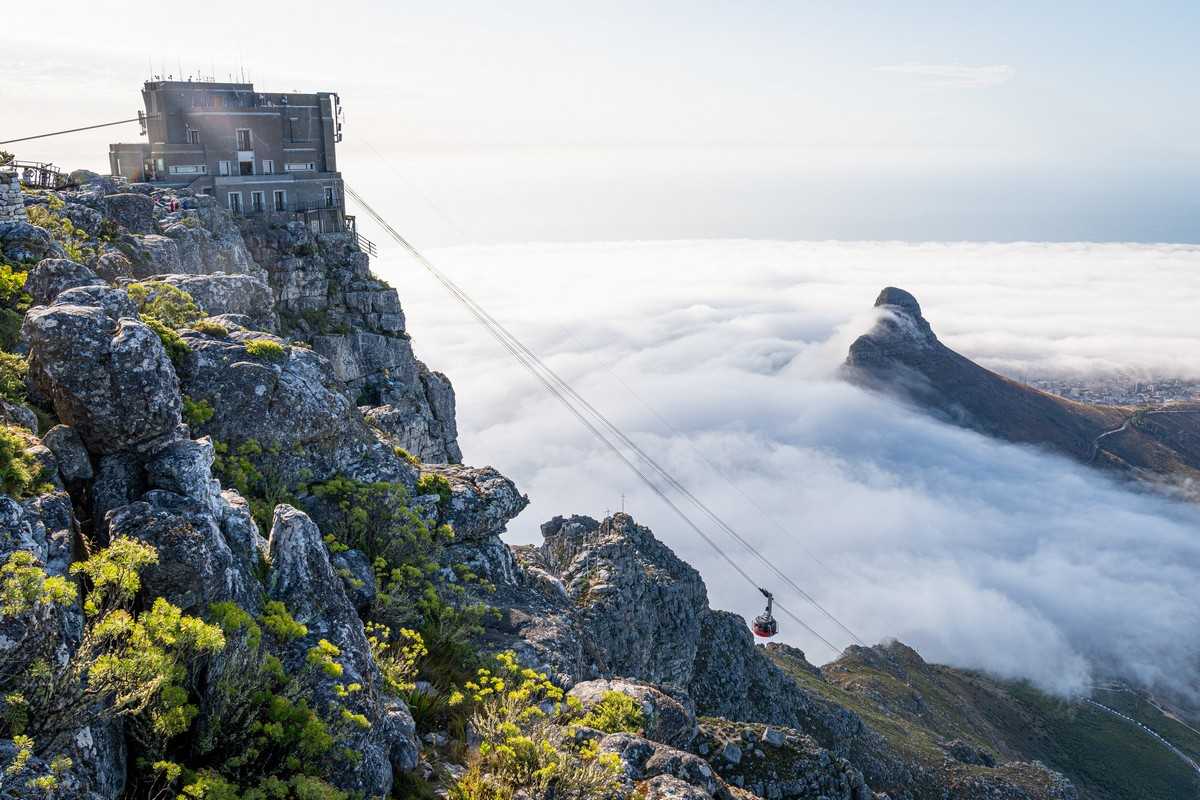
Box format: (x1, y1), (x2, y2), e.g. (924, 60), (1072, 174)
(0, 177), (1106, 800)
(843, 287), (1200, 494)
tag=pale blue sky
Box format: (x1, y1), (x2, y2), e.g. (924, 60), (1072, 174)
(4, 2), (1197, 243)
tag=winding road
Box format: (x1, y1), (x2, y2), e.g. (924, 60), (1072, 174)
(1088, 406), (1200, 462)
(1084, 699), (1200, 779)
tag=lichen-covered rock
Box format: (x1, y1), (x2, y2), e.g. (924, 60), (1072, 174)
(600, 733), (726, 798)
(150, 272), (277, 332)
(266, 505), (419, 795)
(539, 513), (709, 687)
(94, 250), (134, 282)
(42, 424), (94, 486)
(175, 328), (410, 487)
(102, 192), (156, 234)
(419, 464), (528, 543)
(106, 490), (256, 613)
(51, 285), (139, 321)
(694, 718), (873, 800)
(361, 365), (461, 463)
(0, 219), (66, 263)
(568, 679), (699, 749)
(131, 234), (182, 275)
(25, 258), (103, 305)
(23, 304), (181, 455)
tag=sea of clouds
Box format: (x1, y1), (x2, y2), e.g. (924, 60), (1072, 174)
(373, 240), (1200, 699)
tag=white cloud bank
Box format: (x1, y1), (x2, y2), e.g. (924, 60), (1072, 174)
(376, 240), (1200, 700)
(875, 62), (1016, 88)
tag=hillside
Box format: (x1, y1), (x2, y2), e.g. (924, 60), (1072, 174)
(842, 287), (1200, 493)
(771, 642), (1200, 800)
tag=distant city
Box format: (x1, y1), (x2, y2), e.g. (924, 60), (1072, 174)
(1020, 376), (1200, 407)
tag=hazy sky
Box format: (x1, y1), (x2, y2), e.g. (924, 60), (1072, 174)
(5, 1), (1198, 243)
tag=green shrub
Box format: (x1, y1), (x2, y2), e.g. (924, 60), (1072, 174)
(189, 319), (228, 337)
(416, 473), (452, 509)
(451, 652), (622, 800)
(0, 424), (49, 499)
(0, 353), (27, 404)
(0, 264), (30, 352)
(244, 338), (286, 362)
(142, 317), (190, 365)
(577, 690), (644, 734)
(127, 282), (203, 329)
(26, 204), (93, 264)
(394, 446), (420, 467)
(181, 396), (214, 428)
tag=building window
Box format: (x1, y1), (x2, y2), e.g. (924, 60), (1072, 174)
(239, 160), (254, 176)
(251, 191), (264, 212)
(273, 190), (287, 212)
(262, 160), (274, 175)
(285, 162), (315, 172)
(323, 186), (335, 208)
(168, 164), (208, 175)
(227, 193), (242, 214)
(187, 129), (201, 145)
(236, 129), (252, 151)
(218, 160), (231, 176)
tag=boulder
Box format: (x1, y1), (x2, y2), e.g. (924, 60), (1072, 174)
(52, 285), (138, 321)
(133, 234), (182, 275)
(151, 272), (277, 332)
(23, 304), (181, 455)
(418, 464), (528, 544)
(0, 219), (66, 263)
(25, 258), (103, 305)
(600, 733), (724, 798)
(41, 424), (93, 485)
(94, 250), (134, 282)
(267, 505), (419, 795)
(102, 193), (156, 234)
(174, 328), (410, 487)
(569, 679), (699, 749)
(106, 491), (256, 613)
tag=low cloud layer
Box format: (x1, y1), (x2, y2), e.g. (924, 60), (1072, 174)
(377, 240), (1200, 699)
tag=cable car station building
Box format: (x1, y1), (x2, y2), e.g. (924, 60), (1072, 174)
(109, 80), (347, 233)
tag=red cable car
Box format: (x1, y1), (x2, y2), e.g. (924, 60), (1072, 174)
(752, 587), (777, 638)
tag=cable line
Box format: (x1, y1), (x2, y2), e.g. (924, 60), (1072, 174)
(1, 116), (151, 146)
(348, 141), (865, 647)
(345, 183), (847, 656)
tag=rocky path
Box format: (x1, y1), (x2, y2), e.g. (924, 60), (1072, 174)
(1088, 407), (1200, 462)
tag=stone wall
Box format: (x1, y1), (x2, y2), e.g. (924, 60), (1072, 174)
(0, 172), (25, 222)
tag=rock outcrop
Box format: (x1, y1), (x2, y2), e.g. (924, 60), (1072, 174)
(843, 287), (1200, 492)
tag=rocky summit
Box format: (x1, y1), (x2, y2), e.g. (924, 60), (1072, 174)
(0, 175), (1186, 800)
(843, 287), (1200, 495)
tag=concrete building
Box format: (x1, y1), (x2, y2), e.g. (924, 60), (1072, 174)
(109, 80), (347, 233)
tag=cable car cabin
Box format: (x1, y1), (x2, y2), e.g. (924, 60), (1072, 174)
(752, 588), (778, 638)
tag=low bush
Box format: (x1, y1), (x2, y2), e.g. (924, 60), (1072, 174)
(127, 282), (203, 329)
(181, 396), (214, 428)
(0, 424), (49, 499)
(189, 319), (228, 337)
(244, 338), (286, 362)
(0, 353), (27, 404)
(578, 690), (644, 735)
(141, 317), (190, 365)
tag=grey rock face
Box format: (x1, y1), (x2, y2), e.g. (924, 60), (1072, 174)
(42, 425), (94, 486)
(150, 272), (277, 332)
(540, 513), (709, 687)
(175, 328), (410, 487)
(52, 285), (139, 321)
(106, 491), (256, 613)
(0, 219), (66, 263)
(266, 505), (419, 795)
(421, 464), (529, 544)
(23, 304), (181, 455)
(132, 234), (182, 276)
(94, 250), (134, 282)
(694, 718), (873, 800)
(600, 733), (725, 798)
(25, 258), (104, 305)
(568, 679), (699, 750)
(363, 372), (462, 462)
(102, 193), (156, 234)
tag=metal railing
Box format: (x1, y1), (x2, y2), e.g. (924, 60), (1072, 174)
(5, 160), (66, 189)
